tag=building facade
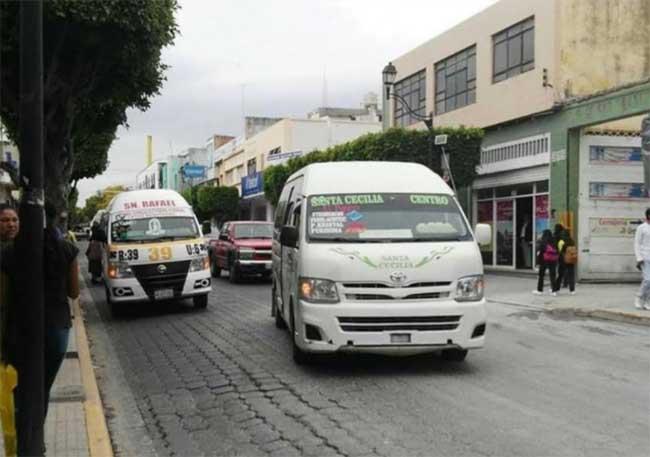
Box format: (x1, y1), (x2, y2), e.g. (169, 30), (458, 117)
(215, 106), (382, 222)
(386, 0), (650, 280)
(0, 124), (19, 204)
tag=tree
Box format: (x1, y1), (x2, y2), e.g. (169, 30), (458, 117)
(263, 127), (484, 205)
(78, 185), (126, 223)
(197, 186), (240, 227)
(0, 0), (179, 213)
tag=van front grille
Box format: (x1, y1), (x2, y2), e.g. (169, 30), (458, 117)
(344, 292), (450, 301)
(132, 261), (190, 298)
(337, 315), (461, 332)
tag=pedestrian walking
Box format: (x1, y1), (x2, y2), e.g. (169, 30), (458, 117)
(554, 224), (566, 289)
(0, 204), (19, 360)
(534, 229), (560, 296)
(634, 208), (650, 310)
(559, 229), (577, 294)
(86, 222), (104, 284)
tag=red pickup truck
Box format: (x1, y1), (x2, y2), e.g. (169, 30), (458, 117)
(208, 221), (273, 282)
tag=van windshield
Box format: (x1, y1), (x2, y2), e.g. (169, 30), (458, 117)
(111, 216), (199, 243)
(307, 193), (472, 242)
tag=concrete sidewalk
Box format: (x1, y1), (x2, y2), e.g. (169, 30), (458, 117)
(485, 273), (650, 326)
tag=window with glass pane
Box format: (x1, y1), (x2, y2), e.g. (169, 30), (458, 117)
(435, 45), (476, 115)
(393, 70), (426, 127)
(493, 17), (534, 83)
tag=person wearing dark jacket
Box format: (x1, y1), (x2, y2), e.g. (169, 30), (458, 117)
(86, 223), (104, 283)
(1, 203), (80, 453)
(534, 229), (560, 296)
(558, 229), (577, 294)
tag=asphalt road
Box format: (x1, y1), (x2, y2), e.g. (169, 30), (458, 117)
(80, 259), (650, 457)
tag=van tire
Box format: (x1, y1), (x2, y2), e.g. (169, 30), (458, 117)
(290, 304), (309, 365)
(441, 348), (468, 362)
(193, 294), (208, 309)
(229, 263), (240, 283)
(272, 286), (286, 329)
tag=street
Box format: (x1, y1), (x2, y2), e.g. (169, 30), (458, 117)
(80, 261), (650, 457)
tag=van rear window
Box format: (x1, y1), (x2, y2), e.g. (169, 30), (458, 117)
(307, 193), (471, 242)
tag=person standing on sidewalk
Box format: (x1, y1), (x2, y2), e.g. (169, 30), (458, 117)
(559, 229), (578, 294)
(634, 208), (650, 310)
(534, 229), (560, 296)
(86, 223), (103, 284)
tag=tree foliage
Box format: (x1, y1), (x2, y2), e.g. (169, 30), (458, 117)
(78, 185), (127, 222)
(263, 127), (484, 206)
(0, 0), (179, 212)
(197, 186), (240, 226)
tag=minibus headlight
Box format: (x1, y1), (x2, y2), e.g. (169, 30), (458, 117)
(236, 248), (255, 260)
(455, 275), (484, 302)
(108, 262), (134, 279)
(299, 278), (339, 304)
(190, 255), (210, 272)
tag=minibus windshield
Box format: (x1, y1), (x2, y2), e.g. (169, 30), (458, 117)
(111, 216), (199, 243)
(307, 193), (472, 242)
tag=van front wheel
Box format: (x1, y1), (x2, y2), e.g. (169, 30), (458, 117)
(441, 348), (468, 362)
(272, 286), (286, 329)
(290, 304), (309, 365)
(193, 294), (208, 309)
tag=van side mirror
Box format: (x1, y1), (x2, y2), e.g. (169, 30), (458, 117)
(219, 233), (229, 241)
(475, 223), (492, 246)
(202, 221), (212, 235)
(280, 225), (298, 248)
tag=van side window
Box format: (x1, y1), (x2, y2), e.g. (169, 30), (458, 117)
(274, 185), (294, 229)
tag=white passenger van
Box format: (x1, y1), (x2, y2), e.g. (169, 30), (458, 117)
(100, 189), (212, 314)
(271, 162), (491, 364)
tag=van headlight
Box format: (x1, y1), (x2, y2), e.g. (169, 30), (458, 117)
(299, 278), (339, 304)
(236, 248), (255, 261)
(108, 262), (134, 279)
(190, 255), (210, 272)
(455, 275), (484, 302)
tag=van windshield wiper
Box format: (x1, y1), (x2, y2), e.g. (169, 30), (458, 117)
(312, 237), (384, 243)
(408, 236), (463, 242)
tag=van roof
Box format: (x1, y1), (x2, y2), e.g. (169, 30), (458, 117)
(288, 161), (452, 195)
(107, 189), (192, 213)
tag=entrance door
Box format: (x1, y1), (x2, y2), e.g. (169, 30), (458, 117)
(496, 200), (514, 266)
(515, 197), (533, 269)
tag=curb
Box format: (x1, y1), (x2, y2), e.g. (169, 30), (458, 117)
(487, 299), (650, 327)
(73, 293), (114, 457)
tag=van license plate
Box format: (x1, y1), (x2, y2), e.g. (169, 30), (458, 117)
(391, 333), (411, 344)
(154, 289), (174, 300)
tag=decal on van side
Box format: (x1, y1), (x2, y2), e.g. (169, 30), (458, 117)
(331, 246), (454, 269)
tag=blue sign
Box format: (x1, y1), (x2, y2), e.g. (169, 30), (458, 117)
(183, 165), (207, 179)
(242, 172), (264, 198)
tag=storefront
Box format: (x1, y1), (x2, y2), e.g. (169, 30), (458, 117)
(475, 180), (549, 270)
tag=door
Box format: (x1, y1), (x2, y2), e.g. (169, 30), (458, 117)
(282, 203), (302, 317)
(496, 200), (514, 266)
(515, 197), (533, 269)
(216, 223), (230, 268)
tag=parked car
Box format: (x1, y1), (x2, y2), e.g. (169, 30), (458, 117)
(208, 221), (273, 282)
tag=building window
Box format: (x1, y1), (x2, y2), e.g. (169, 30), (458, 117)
(393, 70), (426, 127)
(247, 158), (257, 176)
(481, 134), (549, 165)
(435, 45), (476, 115)
(493, 17), (535, 83)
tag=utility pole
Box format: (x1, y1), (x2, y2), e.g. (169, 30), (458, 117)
(15, 1), (45, 455)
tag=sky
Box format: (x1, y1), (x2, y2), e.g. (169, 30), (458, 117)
(76, 0), (498, 206)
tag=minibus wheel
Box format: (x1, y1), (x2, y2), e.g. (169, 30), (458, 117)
(441, 348), (468, 362)
(272, 285), (286, 329)
(290, 303), (309, 365)
(193, 294), (208, 309)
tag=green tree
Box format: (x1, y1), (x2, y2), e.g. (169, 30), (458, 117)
(0, 0), (179, 213)
(197, 186), (240, 227)
(263, 127), (484, 205)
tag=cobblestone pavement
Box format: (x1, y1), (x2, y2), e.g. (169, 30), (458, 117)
(84, 273), (650, 457)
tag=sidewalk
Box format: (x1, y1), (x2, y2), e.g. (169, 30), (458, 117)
(1, 281), (111, 456)
(486, 273), (650, 326)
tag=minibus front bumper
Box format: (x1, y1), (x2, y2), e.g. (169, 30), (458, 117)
(295, 298), (487, 356)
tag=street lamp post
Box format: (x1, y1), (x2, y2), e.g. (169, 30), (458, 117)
(382, 62), (439, 175)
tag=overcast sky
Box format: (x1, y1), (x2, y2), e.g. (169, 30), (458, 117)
(76, 0), (497, 206)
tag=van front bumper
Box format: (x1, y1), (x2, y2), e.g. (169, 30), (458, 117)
(295, 298), (487, 355)
(106, 269), (212, 303)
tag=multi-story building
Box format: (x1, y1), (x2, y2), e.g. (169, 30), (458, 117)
(385, 0), (650, 281)
(215, 99), (382, 221)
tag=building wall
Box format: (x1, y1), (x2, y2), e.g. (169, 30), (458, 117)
(557, 0), (650, 98)
(390, 0), (558, 129)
